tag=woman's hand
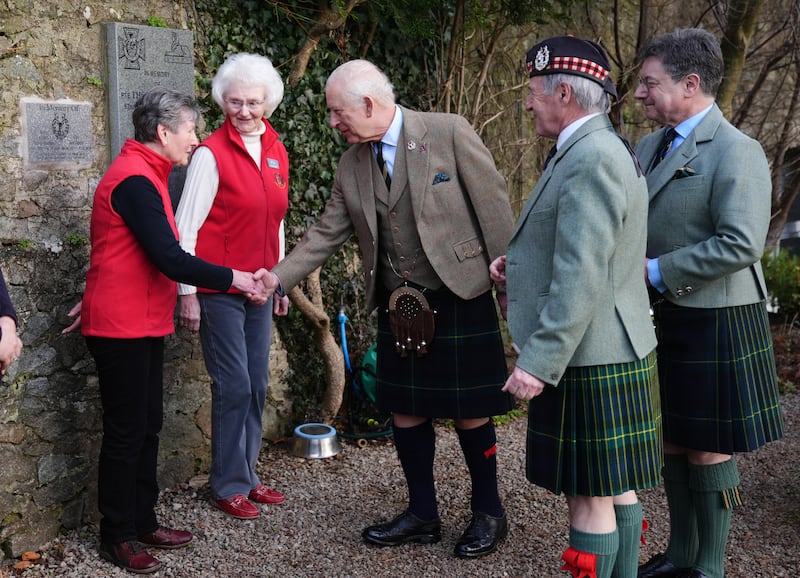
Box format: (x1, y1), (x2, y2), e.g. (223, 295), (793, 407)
(179, 294), (202, 332)
(62, 302), (82, 334)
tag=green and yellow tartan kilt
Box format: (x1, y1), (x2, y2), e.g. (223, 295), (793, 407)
(525, 350), (662, 497)
(653, 300), (784, 453)
(375, 286), (514, 419)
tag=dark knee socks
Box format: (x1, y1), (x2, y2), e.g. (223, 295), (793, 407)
(456, 420), (503, 517)
(392, 420), (438, 520)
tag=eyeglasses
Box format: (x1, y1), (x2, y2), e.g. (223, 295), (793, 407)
(225, 98), (265, 111)
(637, 77), (662, 90)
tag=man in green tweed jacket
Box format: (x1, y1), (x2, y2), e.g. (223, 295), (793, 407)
(635, 28), (784, 578)
(490, 35), (660, 578)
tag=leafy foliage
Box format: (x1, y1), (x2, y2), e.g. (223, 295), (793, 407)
(762, 248), (800, 322)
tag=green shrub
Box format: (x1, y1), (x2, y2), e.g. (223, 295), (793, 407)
(762, 248), (800, 321)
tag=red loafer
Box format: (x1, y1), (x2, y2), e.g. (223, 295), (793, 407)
(209, 494), (260, 519)
(138, 526), (193, 549)
(99, 540), (162, 574)
(248, 483), (285, 504)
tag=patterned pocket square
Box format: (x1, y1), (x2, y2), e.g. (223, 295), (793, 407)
(673, 166), (696, 179)
(432, 172), (451, 185)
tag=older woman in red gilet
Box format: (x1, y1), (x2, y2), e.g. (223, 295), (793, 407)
(67, 88), (267, 575)
(174, 53), (289, 521)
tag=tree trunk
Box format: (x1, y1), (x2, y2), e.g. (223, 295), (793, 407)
(287, 269), (345, 424)
(717, 0), (765, 117)
(285, 0), (369, 87)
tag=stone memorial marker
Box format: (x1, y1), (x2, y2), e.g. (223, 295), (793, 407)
(103, 22), (195, 204)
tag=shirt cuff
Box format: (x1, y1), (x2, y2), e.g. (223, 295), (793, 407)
(647, 258), (667, 294)
(271, 272), (286, 298)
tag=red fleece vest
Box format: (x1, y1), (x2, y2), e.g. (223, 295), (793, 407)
(194, 118), (289, 293)
(82, 139), (179, 337)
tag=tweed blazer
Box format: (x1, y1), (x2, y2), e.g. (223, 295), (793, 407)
(273, 106), (514, 311)
(636, 104), (771, 308)
(505, 114), (657, 385)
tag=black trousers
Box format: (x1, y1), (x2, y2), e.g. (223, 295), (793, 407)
(86, 336), (164, 543)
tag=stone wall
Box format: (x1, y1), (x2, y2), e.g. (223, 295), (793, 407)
(0, 1), (293, 558)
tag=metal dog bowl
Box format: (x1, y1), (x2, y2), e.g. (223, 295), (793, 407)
(290, 423), (341, 458)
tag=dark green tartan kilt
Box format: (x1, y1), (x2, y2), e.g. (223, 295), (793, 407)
(375, 286), (514, 419)
(525, 350), (662, 497)
(653, 300), (784, 453)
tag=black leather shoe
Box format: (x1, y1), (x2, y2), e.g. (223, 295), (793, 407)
(454, 511), (508, 558)
(362, 510), (441, 546)
(675, 571), (718, 578)
(638, 553), (688, 577)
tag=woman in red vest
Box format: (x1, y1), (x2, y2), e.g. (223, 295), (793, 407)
(174, 53), (289, 520)
(65, 88), (268, 574)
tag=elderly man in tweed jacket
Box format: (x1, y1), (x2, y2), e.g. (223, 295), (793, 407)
(490, 35), (661, 578)
(267, 59), (515, 559)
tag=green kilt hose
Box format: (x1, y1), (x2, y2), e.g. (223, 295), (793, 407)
(525, 350), (662, 497)
(375, 287), (514, 418)
(653, 300), (784, 453)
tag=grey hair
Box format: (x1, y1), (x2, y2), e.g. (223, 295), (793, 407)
(211, 53), (285, 118)
(541, 73), (609, 113)
(638, 28), (723, 96)
(132, 87), (200, 143)
(325, 60), (396, 107)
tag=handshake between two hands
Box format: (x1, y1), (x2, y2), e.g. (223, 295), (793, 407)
(62, 269), (286, 335)
(232, 268), (281, 306)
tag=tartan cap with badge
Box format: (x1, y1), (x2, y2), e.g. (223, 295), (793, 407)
(525, 35), (618, 97)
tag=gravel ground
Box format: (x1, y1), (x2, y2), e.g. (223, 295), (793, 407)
(5, 393), (797, 577)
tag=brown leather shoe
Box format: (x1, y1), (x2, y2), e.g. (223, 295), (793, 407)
(138, 526), (193, 549)
(99, 540), (162, 574)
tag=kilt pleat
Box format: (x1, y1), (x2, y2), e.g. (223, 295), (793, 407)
(653, 300), (784, 453)
(375, 287), (513, 418)
(525, 350), (662, 497)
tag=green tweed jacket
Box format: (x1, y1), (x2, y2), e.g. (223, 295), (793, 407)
(505, 114), (657, 385)
(272, 106), (514, 312)
(636, 104), (771, 308)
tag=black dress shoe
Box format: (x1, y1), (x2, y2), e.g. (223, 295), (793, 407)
(454, 511), (508, 558)
(362, 510), (441, 546)
(675, 571), (719, 578)
(638, 553), (688, 577)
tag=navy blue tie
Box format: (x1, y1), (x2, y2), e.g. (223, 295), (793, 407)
(542, 145), (557, 170)
(653, 128), (677, 167)
(375, 142), (390, 188)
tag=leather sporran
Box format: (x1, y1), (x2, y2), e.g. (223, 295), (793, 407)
(388, 286), (435, 357)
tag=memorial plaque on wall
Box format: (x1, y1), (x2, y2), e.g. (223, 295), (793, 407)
(21, 99), (93, 169)
(103, 23), (195, 206)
